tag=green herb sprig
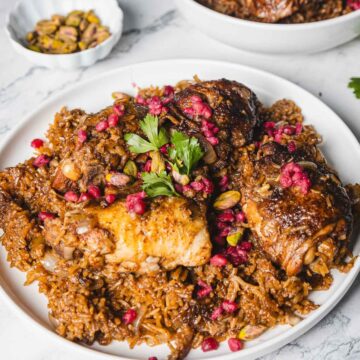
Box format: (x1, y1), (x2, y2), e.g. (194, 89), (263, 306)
(141, 171), (178, 197)
(124, 115), (168, 153)
(348, 78), (360, 99)
(168, 131), (204, 175)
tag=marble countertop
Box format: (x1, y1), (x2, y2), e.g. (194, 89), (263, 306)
(1, 1), (360, 359)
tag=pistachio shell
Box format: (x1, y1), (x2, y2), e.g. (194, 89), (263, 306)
(227, 228), (244, 246)
(108, 173), (131, 186)
(65, 13), (82, 27)
(123, 160), (138, 177)
(57, 26), (78, 43)
(213, 191), (241, 210)
(86, 10), (100, 24)
(28, 44), (41, 52)
(35, 20), (57, 35)
(51, 15), (65, 26)
(238, 325), (267, 340)
(172, 170), (190, 185)
(150, 151), (165, 174)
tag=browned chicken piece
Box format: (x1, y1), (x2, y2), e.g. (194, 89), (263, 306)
(244, 0), (304, 22)
(86, 197), (211, 273)
(169, 79), (262, 171)
(237, 141), (352, 276)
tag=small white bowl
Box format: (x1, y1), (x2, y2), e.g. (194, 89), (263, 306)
(5, 0), (123, 70)
(175, 0), (360, 54)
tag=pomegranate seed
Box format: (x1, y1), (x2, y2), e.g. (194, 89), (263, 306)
(206, 136), (219, 146)
(202, 178), (214, 194)
(77, 130), (87, 144)
(228, 338), (244, 352)
(33, 154), (50, 167)
(191, 95), (202, 103)
(122, 309), (137, 325)
(349, 0), (360, 10)
(88, 185), (101, 199)
(217, 212), (235, 223)
(222, 300), (238, 313)
(144, 160), (152, 172)
(210, 254), (228, 267)
(280, 162), (311, 194)
(197, 280), (212, 298)
(78, 192), (92, 202)
(295, 123), (303, 135)
(219, 175), (229, 188)
(148, 357), (158, 360)
(38, 211), (55, 221)
(126, 192), (147, 215)
(238, 241), (252, 252)
(105, 194), (116, 204)
(287, 141), (296, 153)
(235, 211), (246, 223)
(160, 143), (170, 154)
(64, 191), (79, 203)
(113, 104), (125, 116)
(183, 107), (195, 117)
(135, 95), (146, 105)
(183, 184), (192, 192)
(283, 125), (295, 135)
(174, 183), (183, 193)
(31, 138), (44, 149)
(163, 85), (174, 97)
(201, 337), (219, 352)
(218, 226), (231, 237)
(95, 120), (109, 132)
(108, 113), (119, 127)
(216, 221), (230, 229)
(211, 306), (224, 320)
(212, 126), (220, 134)
(190, 181), (205, 192)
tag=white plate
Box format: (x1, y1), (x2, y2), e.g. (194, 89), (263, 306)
(0, 59), (360, 360)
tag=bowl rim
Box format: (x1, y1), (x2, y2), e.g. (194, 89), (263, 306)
(180, 0), (360, 30)
(5, 0), (123, 59)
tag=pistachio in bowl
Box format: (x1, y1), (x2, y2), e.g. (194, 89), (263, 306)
(5, 0), (123, 69)
(26, 10), (111, 55)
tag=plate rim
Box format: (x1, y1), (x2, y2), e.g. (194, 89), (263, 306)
(0, 59), (359, 360)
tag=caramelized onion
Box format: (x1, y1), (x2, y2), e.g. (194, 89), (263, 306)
(196, 135), (217, 164)
(41, 252), (58, 272)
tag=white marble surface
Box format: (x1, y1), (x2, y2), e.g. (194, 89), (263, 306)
(1, 1), (360, 359)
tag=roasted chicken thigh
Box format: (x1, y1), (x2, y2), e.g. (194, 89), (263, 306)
(237, 141), (353, 276)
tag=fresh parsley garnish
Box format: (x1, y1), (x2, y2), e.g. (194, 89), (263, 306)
(141, 171), (179, 197)
(168, 131), (204, 175)
(348, 78), (360, 99)
(125, 115), (168, 153)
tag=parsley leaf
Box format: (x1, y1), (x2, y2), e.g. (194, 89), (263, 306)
(124, 133), (157, 153)
(141, 171), (178, 197)
(349, 78), (360, 99)
(125, 115), (168, 154)
(169, 131), (204, 175)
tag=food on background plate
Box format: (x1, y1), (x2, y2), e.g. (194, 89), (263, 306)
(196, 0), (359, 24)
(25, 9), (111, 54)
(0, 78), (359, 360)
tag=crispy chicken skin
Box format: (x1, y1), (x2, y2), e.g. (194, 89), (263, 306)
(169, 79), (262, 171)
(237, 141), (353, 276)
(87, 197), (211, 273)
